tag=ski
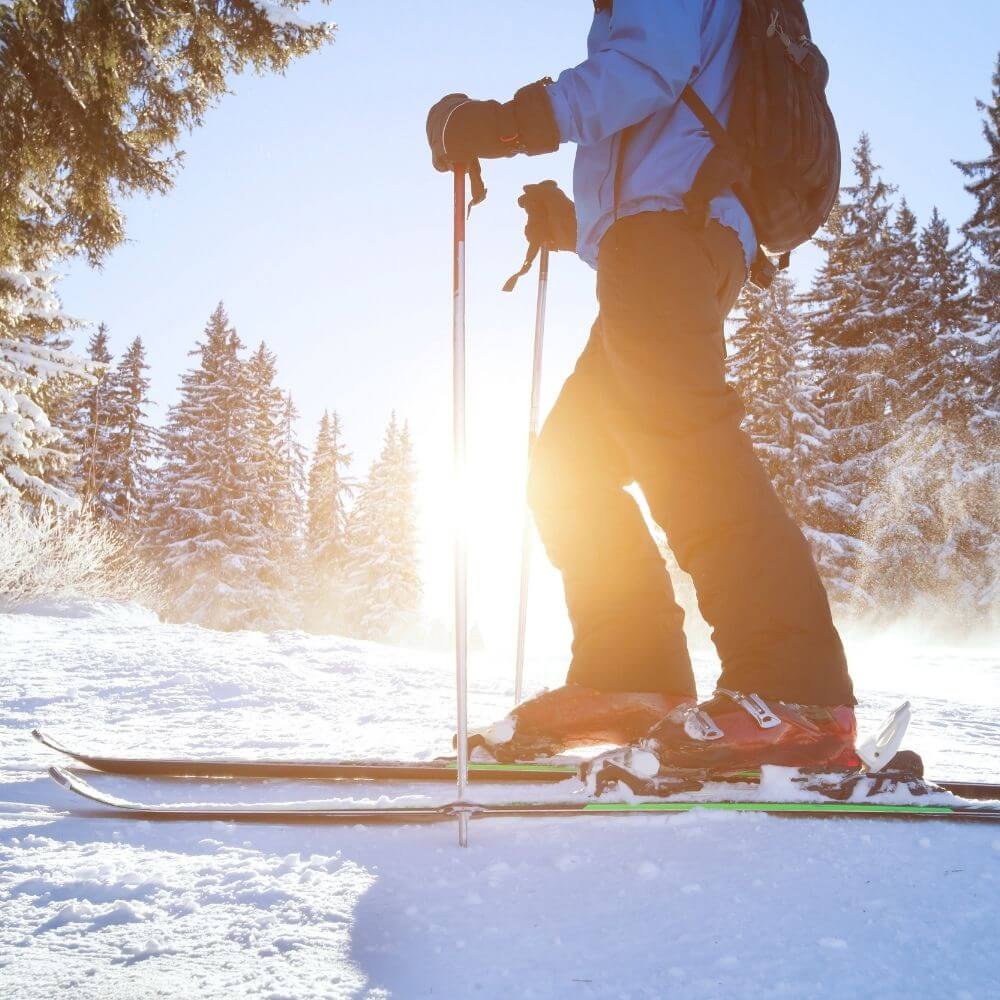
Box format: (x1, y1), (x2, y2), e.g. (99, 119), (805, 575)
(47, 766), (1000, 824)
(32, 730), (1000, 800)
(31, 730), (576, 783)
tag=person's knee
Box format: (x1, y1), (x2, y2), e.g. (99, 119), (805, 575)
(527, 435), (609, 540)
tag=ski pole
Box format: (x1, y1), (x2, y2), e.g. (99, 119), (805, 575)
(513, 248), (549, 706)
(452, 166), (470, 848)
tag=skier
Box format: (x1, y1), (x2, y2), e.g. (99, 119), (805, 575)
(426, 0), (857, 771)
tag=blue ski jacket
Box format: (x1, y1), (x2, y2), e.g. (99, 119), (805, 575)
(545, 0), (755, 270)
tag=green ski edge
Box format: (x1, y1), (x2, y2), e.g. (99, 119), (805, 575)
(579, 801), (955, 816)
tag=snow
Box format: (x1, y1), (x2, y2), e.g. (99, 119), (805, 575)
(250, 0), (313, 31)
(1, 602), (998, 998)
(7, 597), (158, 623)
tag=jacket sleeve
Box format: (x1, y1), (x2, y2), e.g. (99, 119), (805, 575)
(546, 0), (704, 146)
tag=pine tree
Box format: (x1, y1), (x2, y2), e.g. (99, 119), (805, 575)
(275, 393), (308, 553)
(389, 419), (421, 626)
(343, 414), (421, 642)
(305, 410), (354, 631)
(728, 274), (861, 603)
(915, 208), (998, 620)
(0, 3), (332, 271)
(802, 136), (905, 606)
(245, 340), (284, 547)
(73, 323), (114, 509)
(859, 207), (961, 609)
(144, 303), (262, 629)
(883, 198), (924, 385)
(31, 296), (87, 502)
(271, 392), (308, 622)
(0, 240), (87, 506)
(242, 342), (307, 628)
(860, 203), (996, 621)
(953, 54), (1000, 619)
(105, 337), (155, 530)
(954, 52), (1000, 407)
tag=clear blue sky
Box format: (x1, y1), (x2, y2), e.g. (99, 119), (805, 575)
(59, 1), (1000, 653)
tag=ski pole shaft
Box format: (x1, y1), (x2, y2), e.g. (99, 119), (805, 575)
(452, 166), (470, 848)
(513, 248), (549, 706)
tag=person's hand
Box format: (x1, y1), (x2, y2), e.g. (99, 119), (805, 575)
(425, 93), (471, 172)
(518, 180), (576, 252)
(503, 181), (577, 291)
(425, 82), (559, 172)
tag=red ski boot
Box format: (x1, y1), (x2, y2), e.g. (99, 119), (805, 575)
(466, 684), (694, 763)
(639, 689), (859, 771)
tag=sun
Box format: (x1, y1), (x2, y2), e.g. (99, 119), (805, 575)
(415, 387), (572, 666)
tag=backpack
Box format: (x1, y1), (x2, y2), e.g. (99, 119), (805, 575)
(598, 0), (841, 289)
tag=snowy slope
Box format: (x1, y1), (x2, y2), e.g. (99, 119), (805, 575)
(1, 602), (998, 999)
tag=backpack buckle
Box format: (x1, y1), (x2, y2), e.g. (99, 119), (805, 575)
(767, 9), (814, 69)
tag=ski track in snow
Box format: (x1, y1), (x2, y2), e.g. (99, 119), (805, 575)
(0, 601), (998, 999)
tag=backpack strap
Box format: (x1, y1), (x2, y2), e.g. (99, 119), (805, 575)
(679, 85), (751, 229)
(682, 85), (786, 289)
(680, 85), (732, 152)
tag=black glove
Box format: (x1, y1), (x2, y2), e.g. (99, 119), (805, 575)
(503, 181), (577, 292)
(425, 81), (560, 173)
(518, 181), (577, 253)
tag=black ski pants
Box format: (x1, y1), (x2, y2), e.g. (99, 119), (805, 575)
(527, 211), (854, 706)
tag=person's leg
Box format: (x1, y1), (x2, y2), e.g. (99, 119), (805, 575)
(596, 211), (853, 707)
(527, 323), (695, 697)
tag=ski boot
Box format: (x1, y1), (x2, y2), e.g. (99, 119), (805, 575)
(583, 689), (860, 795)
(585, 698), (942, 802)
(465, 684), (693, 763)
(640, 689), (859, 770)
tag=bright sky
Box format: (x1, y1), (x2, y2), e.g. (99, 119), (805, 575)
(60, 2), (1000, 658)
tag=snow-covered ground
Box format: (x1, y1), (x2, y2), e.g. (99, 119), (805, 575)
(1, 601), (998, 999)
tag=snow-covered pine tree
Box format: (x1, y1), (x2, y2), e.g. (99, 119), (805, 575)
(218, 344), (308, 628)
(913, 209), (995, 615)
(242, 341), (287, 625)
(104, 337), (155, 531)
(860, 201), (997, 621)
(144, 304), (262, 630)
(0, 241), (88, 506)
(953, 54), (1000, 619)
(919, 208), (979, 355)
(883, 198), (924, 377)
(271, 391), (308, 624)
(855, 203), (951, 610)
(305, 410), (354, 632)
(343, 414), (422, 642)
(802, 136), (906, 609)
(29, 292), (86, 503)
(390, 419), (422, 627)
(73, 324), (115, 509)
(242, 341), (308, 628)
(275, 392), (308, 558)
(954, 53), (1000, 412)
(728, 273), (861, 604)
